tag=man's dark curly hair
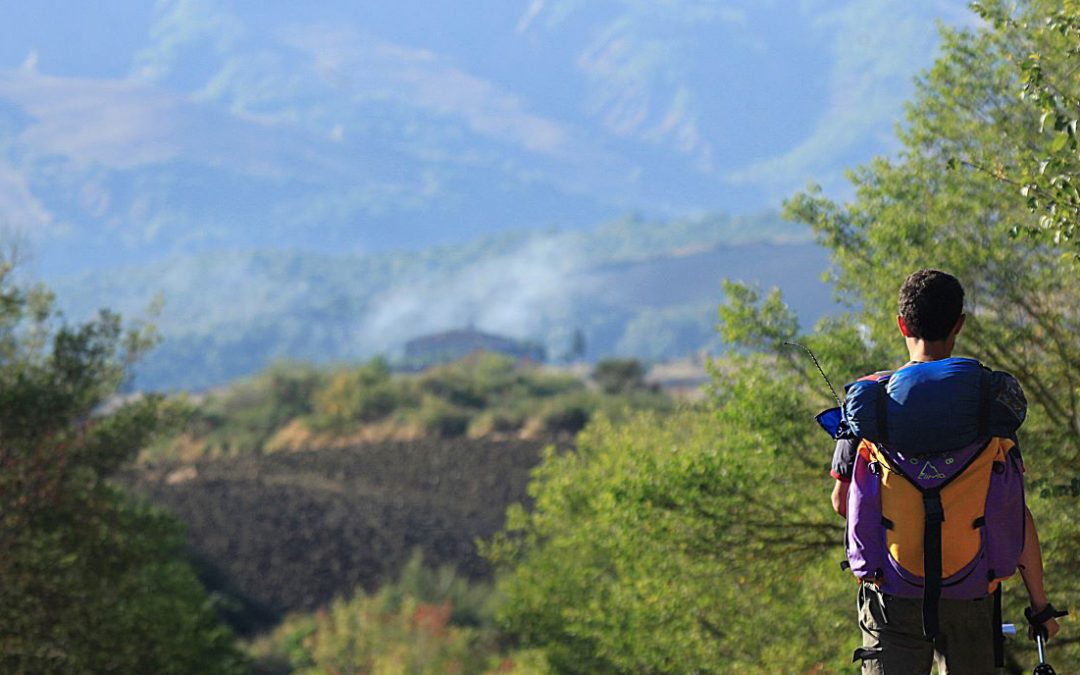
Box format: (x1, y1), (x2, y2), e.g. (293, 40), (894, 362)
(898, 269), (964, 341)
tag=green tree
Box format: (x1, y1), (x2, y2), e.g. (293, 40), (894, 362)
(967, 0), (1080, 248)
(0, 268), (246, 674)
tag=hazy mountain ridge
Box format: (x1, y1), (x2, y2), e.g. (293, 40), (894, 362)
(0, 0), (965, 278)
(53, 212), (831, 391)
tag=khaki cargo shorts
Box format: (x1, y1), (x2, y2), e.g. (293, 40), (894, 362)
(855, 583), (999, 674)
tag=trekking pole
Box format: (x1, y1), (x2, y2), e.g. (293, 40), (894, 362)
(1033, 627), (1055, 675)
(1005, 622), (1058, 673)
(1025, 604), (1067, 675)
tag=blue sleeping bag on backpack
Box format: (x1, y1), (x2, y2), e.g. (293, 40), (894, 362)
(817, 357), (1027, 454)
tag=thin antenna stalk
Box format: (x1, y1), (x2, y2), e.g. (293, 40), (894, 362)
(782, 341), (843, 409)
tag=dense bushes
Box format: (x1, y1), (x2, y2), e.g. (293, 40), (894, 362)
(157, 362), (325, 459)
(310, 358), (404, 431)
(249, 552), (549, 675)
(487, 392), (853, 673)
(154, 353), (673, 459)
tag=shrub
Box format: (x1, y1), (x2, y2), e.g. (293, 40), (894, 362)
(488, 404), (850, 674)
(469, 409), (528, 436)
(248, 552), (522, 675)
(418, 363), (489, 409)
(310, 358), (409, 432)
(536, 395), (593, 436)
(413, 398), (472, 438)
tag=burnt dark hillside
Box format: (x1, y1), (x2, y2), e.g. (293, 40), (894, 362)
(121, 439), (550, 634)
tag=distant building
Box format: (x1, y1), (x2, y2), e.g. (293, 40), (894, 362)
(403, 328), (546, 368)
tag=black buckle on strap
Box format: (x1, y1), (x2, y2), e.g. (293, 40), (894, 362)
(922, 492), (945, 523)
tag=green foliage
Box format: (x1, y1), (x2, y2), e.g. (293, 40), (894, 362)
(469, 407), (529, 436)
(418, 354), (583, 408)
(969, 0), (1080, 248)
(309, 358), (406, 432)
(487, 404), (852, 674)
(0, 268), (246, 674)
(249, 552), (550, 675)
(411, 396), (473, 438)
(717, 281), (799, 352)
(155, 352), (672, 459)
(150, 361), (325, 458)
(535, 393), (593, 436)
(489, 295), (861, 672)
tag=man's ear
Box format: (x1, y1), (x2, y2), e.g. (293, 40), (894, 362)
(952, 313), (966, 337)
(897, 314), (910, 338)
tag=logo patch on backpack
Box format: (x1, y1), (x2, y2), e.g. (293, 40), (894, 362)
(918, 461), (946, 480)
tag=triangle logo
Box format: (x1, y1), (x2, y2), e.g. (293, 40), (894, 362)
(918, 461), (946, 480)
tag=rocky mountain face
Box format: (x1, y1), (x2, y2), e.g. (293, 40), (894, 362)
(1, 0), (964, 278)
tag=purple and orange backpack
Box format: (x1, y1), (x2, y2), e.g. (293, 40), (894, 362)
(817, 357), (1028, 652)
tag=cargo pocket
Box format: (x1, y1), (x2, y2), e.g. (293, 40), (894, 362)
(856, 585), (936, 674)
(859, 583), (889, 631)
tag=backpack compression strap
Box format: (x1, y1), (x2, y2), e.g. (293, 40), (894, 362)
(922, 488), (944, 637)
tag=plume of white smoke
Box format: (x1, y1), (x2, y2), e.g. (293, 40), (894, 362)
(360, 235), (583, 353)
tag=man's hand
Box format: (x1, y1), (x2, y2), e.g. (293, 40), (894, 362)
(1027, 615), (1060, 641)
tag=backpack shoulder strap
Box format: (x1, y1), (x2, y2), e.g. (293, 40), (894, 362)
(875, 378), (890, 445)
(978, 367), (992, 439)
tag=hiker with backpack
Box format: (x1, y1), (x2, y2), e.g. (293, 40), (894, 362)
(823, 270), (1063, 674)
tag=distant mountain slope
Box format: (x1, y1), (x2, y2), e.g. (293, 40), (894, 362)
(0, 0), (967, 278)
(53, 212), (834, 391)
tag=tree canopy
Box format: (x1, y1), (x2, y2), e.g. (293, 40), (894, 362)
(0, 266), (246, 674)
(968, 0), (1080, 249)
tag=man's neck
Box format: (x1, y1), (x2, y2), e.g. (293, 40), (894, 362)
(905, 338), (954, 363)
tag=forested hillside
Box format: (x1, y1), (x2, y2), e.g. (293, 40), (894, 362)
(53, 212), (832, 391)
